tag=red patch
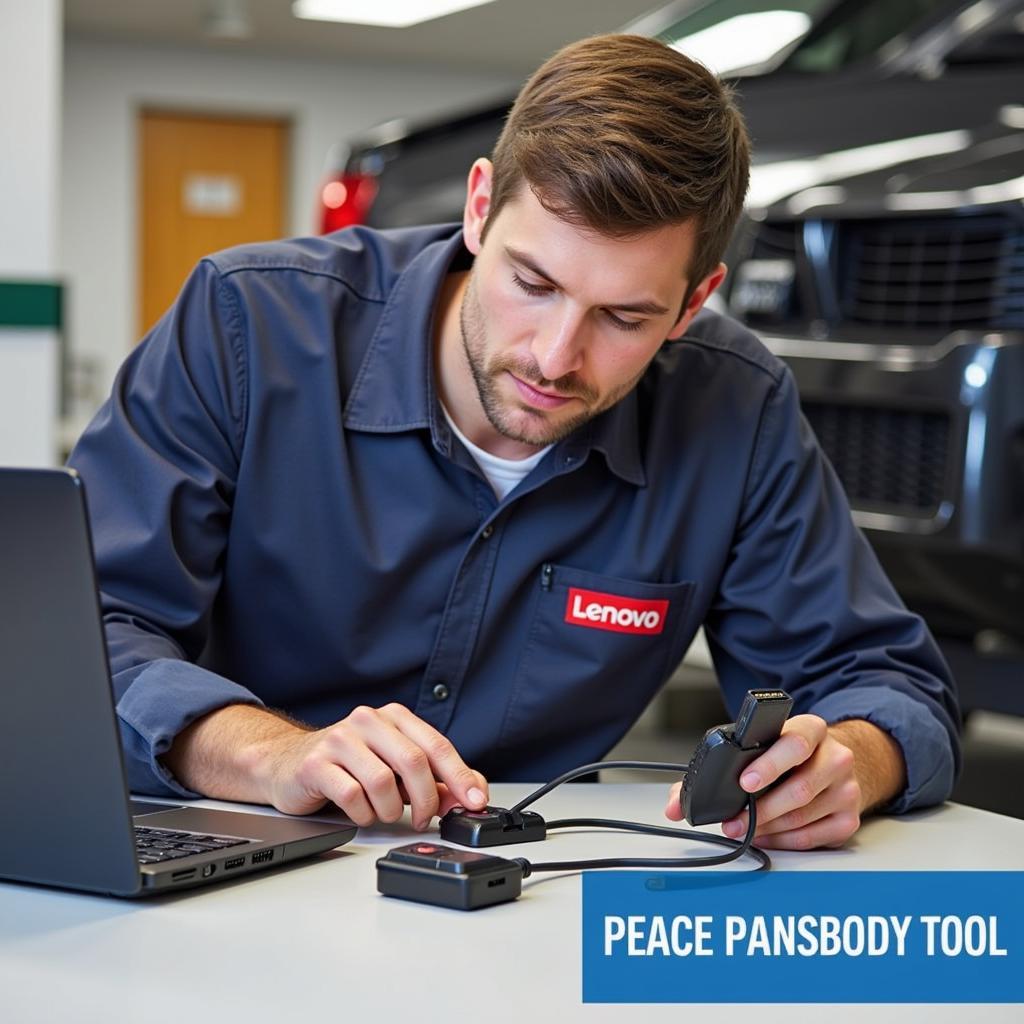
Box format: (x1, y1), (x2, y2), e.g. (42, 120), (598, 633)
(564, 587), (669, 636)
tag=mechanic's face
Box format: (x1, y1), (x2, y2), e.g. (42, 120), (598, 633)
(451, 159), (725, 457)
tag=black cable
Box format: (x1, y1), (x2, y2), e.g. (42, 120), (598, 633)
(512, 794), (769, 876)
(508, 760), (690, 815)
(544, 804), (770, 871)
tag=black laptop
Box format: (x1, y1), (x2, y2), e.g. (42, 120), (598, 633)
(0, 467), (356, 896)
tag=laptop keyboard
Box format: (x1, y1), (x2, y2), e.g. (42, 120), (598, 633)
(134, 826), (253, 865)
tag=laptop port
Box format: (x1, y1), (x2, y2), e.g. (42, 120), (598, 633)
(171, 868), (197, 881)
(251, 849), (274, 865)
(224, 856), (245, 870)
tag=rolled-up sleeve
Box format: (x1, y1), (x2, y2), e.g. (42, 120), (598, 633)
(704, 368), (961, 813)
(68, 260), (263, 796)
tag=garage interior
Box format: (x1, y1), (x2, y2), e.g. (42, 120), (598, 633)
(2, 0), (1022, 820)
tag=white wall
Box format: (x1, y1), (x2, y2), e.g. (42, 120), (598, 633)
(0, 0), (61, 277)
(0, 1), (62, 466)
(60, 37), (519, 410)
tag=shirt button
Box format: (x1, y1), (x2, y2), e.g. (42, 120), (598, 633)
(481, 524), (494, 539)
(432, 683), (450, 702)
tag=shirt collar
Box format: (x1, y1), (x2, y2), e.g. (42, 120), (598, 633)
(342, 226), (466, 443)
(576, 388), (646, 487)
(342, 223), (647, 488)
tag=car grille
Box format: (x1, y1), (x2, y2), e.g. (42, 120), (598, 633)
(839, 214), (1024, 332)
(737, 211), (1024, 334)
(803, 401), (952, 516)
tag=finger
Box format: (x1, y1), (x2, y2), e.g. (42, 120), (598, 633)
(436, 783), (465, 818)
(342, 708), (440, 828)
(745, 750), (835, 825)
(391, 781), (459, 828)
(722, 810), (751, 839)
(663, 781), (684, 822)
(723, 754), (833, 838)
(395, 779), (442, 832)
(379, 703), (489, 809)
(315, 763), (377, 828)
(738, 715), (827, 792)
(324, 720), (406, 823)
(751, 778), (861, 839)
(422, 783), (469, 820)
(748, 810), (861, 852)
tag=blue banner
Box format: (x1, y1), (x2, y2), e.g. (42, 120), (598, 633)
(582, 871), (1024, 1003)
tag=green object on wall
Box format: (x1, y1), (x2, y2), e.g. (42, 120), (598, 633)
(0, 281), (63, 329)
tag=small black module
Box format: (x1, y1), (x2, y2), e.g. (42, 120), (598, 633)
(376, 842), (523, 910)
(439, 806), (546, 847)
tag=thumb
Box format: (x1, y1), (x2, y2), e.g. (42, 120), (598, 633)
(664, 780), (684, 821)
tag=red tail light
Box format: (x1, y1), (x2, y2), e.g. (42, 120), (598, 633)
(319, 172), (379, 234)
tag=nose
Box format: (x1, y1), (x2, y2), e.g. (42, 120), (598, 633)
(530, 307), (587, 382)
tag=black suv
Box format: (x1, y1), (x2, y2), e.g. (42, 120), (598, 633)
(319, 0), (1024, 711)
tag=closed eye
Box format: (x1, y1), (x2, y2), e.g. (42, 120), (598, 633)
(514, 271), (647, 333)
(512, 272), (552, 297)
(604, 311), (646, 333)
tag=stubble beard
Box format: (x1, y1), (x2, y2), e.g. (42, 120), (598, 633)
(458, 272), (642, 449)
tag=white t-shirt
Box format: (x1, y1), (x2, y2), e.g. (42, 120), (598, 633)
(441, 405), (552, 500)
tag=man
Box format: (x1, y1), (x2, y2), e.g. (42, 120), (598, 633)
(69, 35), (959, 851)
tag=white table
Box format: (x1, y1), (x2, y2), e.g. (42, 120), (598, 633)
(2, 785), (1022, 1023)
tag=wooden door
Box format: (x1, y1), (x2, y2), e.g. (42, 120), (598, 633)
(138, 111), (289, 336)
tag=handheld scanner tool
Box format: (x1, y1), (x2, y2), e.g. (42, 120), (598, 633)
(681, 689), (793, 826)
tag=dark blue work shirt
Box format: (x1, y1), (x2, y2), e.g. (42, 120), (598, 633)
(68, 223), (960, 809)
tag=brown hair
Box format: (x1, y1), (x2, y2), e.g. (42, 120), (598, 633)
(485, 34), (750, 305)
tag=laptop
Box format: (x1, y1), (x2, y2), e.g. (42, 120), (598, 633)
(0, 467), (356, 896)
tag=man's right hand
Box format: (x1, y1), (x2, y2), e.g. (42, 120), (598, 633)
(162, 702), (489, 830)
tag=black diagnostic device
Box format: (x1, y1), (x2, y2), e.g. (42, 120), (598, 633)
(682, 689), (793, 826)
(376, 842), (523, 910)
(439, 805), (546, 847)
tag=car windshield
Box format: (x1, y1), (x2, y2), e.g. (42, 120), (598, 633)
(655, 0), (950, 76)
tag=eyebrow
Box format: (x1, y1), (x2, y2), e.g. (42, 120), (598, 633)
(504, 245), (671, 317)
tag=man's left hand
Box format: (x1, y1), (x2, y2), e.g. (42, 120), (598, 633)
(663, 715), (906, 850)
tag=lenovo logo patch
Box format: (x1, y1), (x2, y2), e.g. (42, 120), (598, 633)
(565, 587), (669, 636)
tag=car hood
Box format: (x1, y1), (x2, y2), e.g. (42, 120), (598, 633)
(739, 66), (1024, 217)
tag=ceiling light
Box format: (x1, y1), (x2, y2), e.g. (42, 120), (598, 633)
(292, 0), (495, 29)
(670, 11), (811, 75)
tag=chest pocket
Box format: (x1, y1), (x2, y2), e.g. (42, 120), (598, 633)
(497, 563), (697, 756)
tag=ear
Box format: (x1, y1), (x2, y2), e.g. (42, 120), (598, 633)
(666, 263), (728, 340)
(462, 158), (493, 256)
